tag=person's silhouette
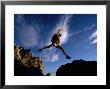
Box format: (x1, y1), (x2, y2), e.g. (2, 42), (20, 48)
(38, 29), (71, 59)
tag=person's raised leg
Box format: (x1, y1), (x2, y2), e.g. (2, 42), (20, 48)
(56, 45), (71, 59)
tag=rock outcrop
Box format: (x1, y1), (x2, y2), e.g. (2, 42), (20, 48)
(14, 45), (44, 76)
(14, 46), (97, 76)
(56, 59), (97, 76)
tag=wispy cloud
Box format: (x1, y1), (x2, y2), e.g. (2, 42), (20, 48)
(39, 47), (59, 62)
(89, 30), (97, 40)
(15, 14), (39, 48)
(71, 24), (96, 36)
(18, 26), (38, 48)
(51, 54), (59, 62)
(69, 24), (97, 49)
(91, 39), (97, 44)
(89, 31), (97, 45)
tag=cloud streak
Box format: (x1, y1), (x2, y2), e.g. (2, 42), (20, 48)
(71, 24), (96, 36)
(39, 47), (59, 62)
(69, 24), (97, 49)
(51, 54), (59, 62)
(89, 31), (97, 45)
(89, 30), (97, 40)
(91, 39), (97, 44)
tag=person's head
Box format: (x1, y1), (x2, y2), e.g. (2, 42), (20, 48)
(58, 28), (63, 32)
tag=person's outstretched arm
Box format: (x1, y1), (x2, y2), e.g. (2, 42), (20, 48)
(57, 29), (63, 35)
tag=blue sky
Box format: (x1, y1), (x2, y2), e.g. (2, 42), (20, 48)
(14, 14), (97, 75)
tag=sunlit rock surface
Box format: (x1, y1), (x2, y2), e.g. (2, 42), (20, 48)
(14, 45), (44, 76)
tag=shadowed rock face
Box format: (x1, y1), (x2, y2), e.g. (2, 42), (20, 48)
(56, 60), (97, 76)
(14, 60), (43, 76)
(14, 45), (44, 76)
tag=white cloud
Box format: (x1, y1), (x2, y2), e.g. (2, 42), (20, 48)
(18, 26), (38, 48)
(89, 31), (97, 45)
(15, 14), (27, 27)
(15, 15), (39, 48)
(51, 54), (59, 62)
(71, 24), (96, 37)
(68, 24), (97, 49)
(91, 39), (97, 44)
(39, 47), (60, 62)
(89, 31), (97, 40)
(92, 24), (96, 27)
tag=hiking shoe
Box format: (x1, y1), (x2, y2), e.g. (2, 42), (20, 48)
(66, 55), (71, 59)
(38, 48), (43, 51)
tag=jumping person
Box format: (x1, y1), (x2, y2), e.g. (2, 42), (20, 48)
(38, 29), (71, 59)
